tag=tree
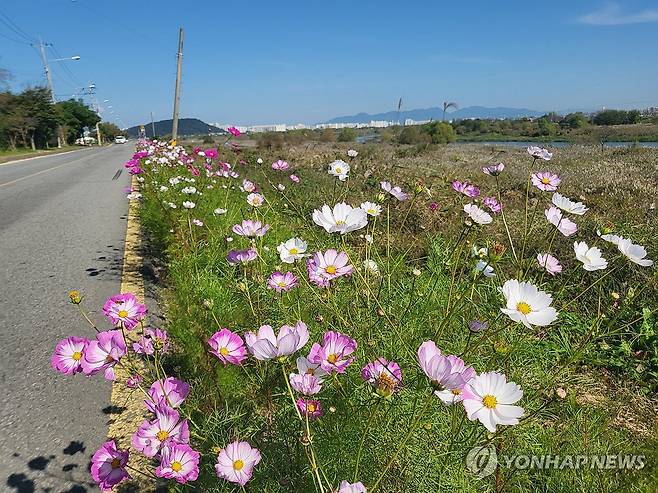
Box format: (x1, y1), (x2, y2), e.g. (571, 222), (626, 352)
(560, 112), (589, 129)
(423, 121), (455, 144)
(337, 127), (357, 142)
(55, 99), (100, 144)
(99, 122), (123, 141)
(537, 117), (559, 137)
(592, 109), (641, 126)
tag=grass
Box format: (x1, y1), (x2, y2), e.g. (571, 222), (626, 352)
(136, 141), (658, 492)
(0, 145), (82, 164)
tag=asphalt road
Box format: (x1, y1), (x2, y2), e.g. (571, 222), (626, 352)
(0, 145), (135, 492)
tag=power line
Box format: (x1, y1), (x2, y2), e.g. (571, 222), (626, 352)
(0, 9), (36, 44)
(0, 29), (30, 45)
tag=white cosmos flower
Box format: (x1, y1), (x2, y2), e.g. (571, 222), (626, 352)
(545, 207), (577, 236)
(328, 160), (350, 181)
(213, 208), (227, 215)
(182, 201), (196, 209)
(247, 193), (265, 207)
(574, 241), (608, 271)
(551, 192), (588, 215)
(463, 371), (524, 433)
(347, 149), (358, 157)
(599, 232), (622, 245)
(360, 201), (382, 217)
(159, 185), (169, 192)
(312, 202), (368, 234)
(181, 186), (197, 194)
(277, 237), (308, 263)
(500, 279), (558, 329)
(475, 260), (495, 277)
(463, 203), (493, 225)
(617, 238), (653, 267)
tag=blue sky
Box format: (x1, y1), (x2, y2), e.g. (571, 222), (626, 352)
(1, 0), (658, 127)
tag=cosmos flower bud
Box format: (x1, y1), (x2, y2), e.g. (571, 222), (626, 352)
(203, 299), (214, 310)
(68, 290), (83, 304)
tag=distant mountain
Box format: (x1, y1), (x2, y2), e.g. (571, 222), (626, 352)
(325, 106), (546, 124)
(125, 118), (226, 138)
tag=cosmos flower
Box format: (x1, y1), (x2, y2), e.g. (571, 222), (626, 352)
(271, 160), (290, 171)
(126, 374), (143, 388)
(146, 377), (190, 412)
(208, 329), (248, 366)
(363, 259), (380, 275)
(308, 331), (357, 374)
(328, 160), (351, 181)
(531, 171), (561, 191)
(551, 192), (588, 215)
(289, 372), (322, 396)
(537, 253), (562, 275)
(246, 193), (265, 207)
(232, 219), (270, 237)
(463, 203), (493, 225)
(90, 440), (130, 492)
(215, 440), (261, 486)
(347, 149), (358, 157)
(277, 237), (308, 263)
(290, 174), (300, 183)
(338, 481), (367, 493)
(617, 238), (653, 267)
(482, 162), (505, 176)
(182, 200), (196, 209)
(310, 249), (353, 279)
(133, 328), (170, 355)
(417, 341), (475, 404)
(600, 232), (622, 245)
(181, 186), (197, 194)
(475, 259), (495, 277)
(312, 203), (368, 234)
(81, 330), (127, 380)
(380, 181), (408, 201)
(360, 201), (382, 217)
(156, 443), (200, 484)
(241, 179), (257, 193)
(545, 207), (577, 236)
(102, 293), (146, 330)
(267, 271), (299, 292)
(574, 241), (608, 271)
(51, 336), (88, 375)
(452, 180), (480, 198)
(204, 148), (218, 159)
(361, 358), (403, 397)
(227, 126), (241, 137)
(295, 355), (329, 382)
(214, 207), (228, 215)
(463, 371), (524, 433)
(433, 355), (476, 405)
(296, 398), (323, 419)
(192, 219), (203, 227)
(482, 196), (502, 214)
(245, 321), (309, 360)
(132, 404), (189, 458)
(527, 146), (553, 161)
(227, 248), (258, 265)
(500, 279), (558, 329)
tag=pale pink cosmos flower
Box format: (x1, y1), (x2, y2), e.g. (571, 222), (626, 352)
(527, 146), (553, 161)
(227, 248), (258, 265)
(417, 341), (475, 405)
(91, 440), (130, 492)
(482, 196), (502, 214)
(102, 293), (146, 330)
(537, 253), (562, 275)
(271, 159), (290, 171)
(246, 193), (265, 207)
(245, 321), (309, 360)
(545, 206), (577, 236)
(307, 257), (331, 287)
(51, 336), (88, 375)
(290, 174), (300, 183)
(308, 331), (357, 374)
(232, 219), (270, 237)
(215, 440), (261, 486)
(81, 330), (127, 380)
(192, 219), (203, 227)
(289, 372), (322, 395)
(133, 328), (170, 355)
(311, 249), (353, 280)
(338, 480), (367, 492)
(156, 443), (200, 484)
(380, 180), (408, 201)
(482, 162), (505, 176)
(146, 377), (190, 412)
(132, 404), (189, 457)
(451, 180), (481, 198)
(361, 358), (403, 397)
(296, 398), (323, 419)
(241, 179), (257, 193)
(296, 355), (329, 382)
(532, 171), (561, 191)
(267, 271), (299, 292)
(208, 328), (248, 366)
(462, 371), (524, 433)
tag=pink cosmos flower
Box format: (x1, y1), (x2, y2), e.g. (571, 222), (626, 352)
(192, 219), (203, 227)
(380, 180), (408, 201)
(81, 330), (127, 380)
(451, 180), (481, 198)
(126, 374), (143, 388)
(289, 373), (322, 395)
(227, 247), (258, 265)
(545, 207), (577, 236)
(308, 331), (357, 374)
(133, 328), (170, 355)
(307, 257), (331, 288)
(531, 171), (561, 191)
(267, 271), (299, 292)
(290, 174), (300, 183)
(102, 293), (147, 330)
(204, 148), (218, 159)
(271, 159), (290, 171)
(361, 357), (403, 396)
(232, 219), (270, 237)
(462, 371), (524, 432)
(527, 146), (553, 161)
(433, 355), (476, 405)
(51, 336), (88, 375)
(128, 166), (143, 175)
(296, 398), (323, 419)
(296, 355), (329, 382)
(208, 328), (247, 366)
(417, 341), (475, 405)
(482, 162), (505, 176)
(338, 481), (367, 492)
(156, 443), (200, 484)
(146, 377), (190, 412)
(245, 321), (309, 360)
(482, 196), (502, 214)
(91, 440), (130, 492)
(241, 179), (257, 193)
(215, 440), (261, 486)
(132, 404), (190, 457)
(311, 250), (353, 280)
(537, 253), (562, 275)
(227, 126), (241, 137)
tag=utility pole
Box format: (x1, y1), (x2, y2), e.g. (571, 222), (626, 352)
(38, 37), (63, 148)
(171, 27), (184, 142)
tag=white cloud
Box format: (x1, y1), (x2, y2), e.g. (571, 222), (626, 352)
(577, 2), (658, 25)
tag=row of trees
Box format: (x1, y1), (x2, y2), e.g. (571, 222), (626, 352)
(0, 85), (106, 150)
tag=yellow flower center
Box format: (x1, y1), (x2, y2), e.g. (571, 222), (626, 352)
(516, 302), (532, 315)
(171, 461), (182, 472)
(368, 208), (376, 214)
(451, 388), (461, 395)
(541, 177), (550, 184)
(156, 430), (169, 441)
(325, 265), (337, 275)
(278, 281), (287, 288)
(233, 459), (244, 471)
(72, 351), (82, 361)
(118, 309), (129, 318)
(289, 248), (298, 255)
(305, 368), (315, 375)
(483, 395), (498, 409)
(327, 353), (339, 364)
(219, 347), (229, 356)
(110, 458), (121, 469)
(307, 402), (316, 412)
(335, 220), (345, 225)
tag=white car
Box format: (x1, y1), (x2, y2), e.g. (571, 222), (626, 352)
(114, 136), (127, 144)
